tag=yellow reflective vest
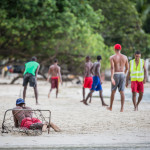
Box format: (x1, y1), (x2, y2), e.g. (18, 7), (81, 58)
(130, 59), (144, 82)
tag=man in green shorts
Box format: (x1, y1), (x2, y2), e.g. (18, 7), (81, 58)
(23, 57), (40, 105)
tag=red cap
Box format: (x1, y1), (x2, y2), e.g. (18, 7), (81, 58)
(114, 44), (121, 50)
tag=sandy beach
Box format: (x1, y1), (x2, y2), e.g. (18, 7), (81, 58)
(0, 77), (150, 149)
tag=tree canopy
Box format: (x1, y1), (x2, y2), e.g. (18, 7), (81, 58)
(0, 0), (150, 73)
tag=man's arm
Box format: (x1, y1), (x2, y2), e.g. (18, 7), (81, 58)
(12, 111), (19, 128)
(96, 63), (101, 78)
(58, 67), (62, 84)
(126, 63), (130, 87)
(83, 64), (87, 83)
(35, 65), (40, 79)
(84, 64), (88, 77)
(124, 57), (129, 74)
(110, 57), (115, 85)
(47, 67), (51, 81)
(90, 65), (94, 75)
(143, 61), (147, 84)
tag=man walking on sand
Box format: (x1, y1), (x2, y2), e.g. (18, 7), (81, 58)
(47, 59), (62, 98)
(23, 56), (40, 105)
(126, 51), (147, 111)
(107, 44), (128, 112)
(83, 55), (108, 106)
(80, 56), (93, 103)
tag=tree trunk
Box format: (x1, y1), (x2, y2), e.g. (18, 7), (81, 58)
(10, 74), (23, 84)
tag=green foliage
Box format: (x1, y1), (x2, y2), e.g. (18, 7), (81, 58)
(0, 0), (150, 74)
(91, 0), (150, 58)
(0, 0), (113, 73)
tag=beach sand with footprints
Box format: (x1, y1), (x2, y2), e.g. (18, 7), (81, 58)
(0, 77), (150, 149)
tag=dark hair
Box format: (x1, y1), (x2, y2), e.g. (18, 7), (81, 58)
(97, 55), (102, 60)
(16, 103), (24, 107)
(135, 51), (141, 55)
(31, 56), (37, 61)
(54, 59), (58, 63)
(86, 56), (90, 59)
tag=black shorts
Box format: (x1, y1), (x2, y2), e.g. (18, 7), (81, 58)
(23, 73), (36, 87)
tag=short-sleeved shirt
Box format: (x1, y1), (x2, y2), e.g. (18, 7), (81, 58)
(24, 61), (39, 76)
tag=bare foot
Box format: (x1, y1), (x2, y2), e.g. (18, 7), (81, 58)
(36, 102), (40, 105)
(120, 108), (124, 112)
(89, 100), (91, 103)
(107, 107), (112, 111)
(48, 93), (50, 98)
(134, 107), (138, 111)
(83, 100), (88, 105)
(42, 123), (48, 132)
(102, 103), (108, 106)
(80, 99), (84, 102)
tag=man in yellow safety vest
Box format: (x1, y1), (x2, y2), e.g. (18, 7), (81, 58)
(126, 51), (147, 111)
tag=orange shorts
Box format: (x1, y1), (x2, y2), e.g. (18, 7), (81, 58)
(131, 81), (144, 93)
(83, 77), (93, 88)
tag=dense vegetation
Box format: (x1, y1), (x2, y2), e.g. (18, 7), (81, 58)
(0, 0), (150, 73)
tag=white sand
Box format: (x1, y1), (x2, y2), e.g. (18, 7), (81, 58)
(0, 77), (150, 148)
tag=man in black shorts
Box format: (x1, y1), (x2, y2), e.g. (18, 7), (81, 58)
(23, 57), (40, 105)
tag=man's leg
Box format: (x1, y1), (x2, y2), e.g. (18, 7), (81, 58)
(48, 88), (52, 98)
(56, 88), (58, 98)
(107, 90), (116, 111)
(34, 86), (39, 105)
(132, 92), (137, 110)
(56, 78), (59, 98)
(83, 87), (85, 100)
(99, 90), (108, 106)
(89, 90), (92, 103)
(49, 122), (61, 132)
(29, 123), (48, 132)
(29, 123), (43, 130)
(80, 87), (85, 102)
(83, 90), (94, 105)
(136, 92), (143, 111)
(120, 91), (125, 112)
(23, 86), (27, 101)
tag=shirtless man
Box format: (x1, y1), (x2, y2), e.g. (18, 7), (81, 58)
(81, 56), (93, 103)
(47, 59), (62, 98)
(12, 98), (60, 132)
(107, 44), (128, 112)
(83, 55), (108, 106)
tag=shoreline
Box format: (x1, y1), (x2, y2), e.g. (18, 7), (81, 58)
(0, 135), (150, 149)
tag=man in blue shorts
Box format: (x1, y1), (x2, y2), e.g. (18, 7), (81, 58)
(83, 56), (108, 106)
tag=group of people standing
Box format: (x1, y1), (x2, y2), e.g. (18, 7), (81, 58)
(23, 57), (62, 105)
(12, 43), (147, 132)
(81, 44), (147, 112)
(22, 44), (147, 112)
